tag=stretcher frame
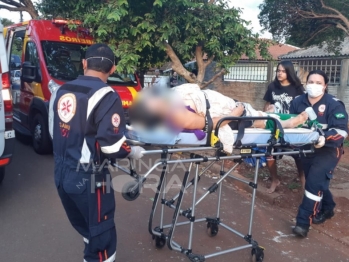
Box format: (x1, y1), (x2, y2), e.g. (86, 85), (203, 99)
(116, 116), (317, 262)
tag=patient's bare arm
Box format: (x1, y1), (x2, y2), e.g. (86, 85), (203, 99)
(170, 107), (205, 130)
(170, 104), (245, 130)
(212, 103), (245, 129)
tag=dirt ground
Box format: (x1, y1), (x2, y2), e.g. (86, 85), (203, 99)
(228, 146), (349, 246)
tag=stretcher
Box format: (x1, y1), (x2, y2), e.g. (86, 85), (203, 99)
(116, 116), (319, 262)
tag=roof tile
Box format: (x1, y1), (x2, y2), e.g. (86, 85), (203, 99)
(280, 38), (349, 59)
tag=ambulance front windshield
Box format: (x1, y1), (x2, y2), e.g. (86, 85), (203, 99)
(42, 41), (138, 85)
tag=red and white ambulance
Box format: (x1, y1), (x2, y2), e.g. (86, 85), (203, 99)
(3, 19), (141, 154)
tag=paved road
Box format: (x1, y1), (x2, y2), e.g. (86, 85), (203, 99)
(0, 140), (348, 262)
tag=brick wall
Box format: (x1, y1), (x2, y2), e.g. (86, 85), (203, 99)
(212, 78), (268, 110)
(212, 80), (349, 113)
(205, 60), (349, 113)
(205, 62), (268, 110)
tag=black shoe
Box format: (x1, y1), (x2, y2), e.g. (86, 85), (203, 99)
(312, 210), (335, 224)
(292, 225), (309, 237)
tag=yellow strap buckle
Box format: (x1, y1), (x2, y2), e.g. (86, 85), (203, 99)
(210, 133), (219, 147)
(275, 129), (280, 139)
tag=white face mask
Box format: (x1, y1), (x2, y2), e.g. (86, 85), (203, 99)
(306, 84), (324, 98)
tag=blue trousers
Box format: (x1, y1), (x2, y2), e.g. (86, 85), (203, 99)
(55, 164), (116, 262)
(296, 147), (342, 227)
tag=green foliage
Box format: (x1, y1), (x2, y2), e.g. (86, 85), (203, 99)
(259, 0), (349, 50)
(1, 18), (14, 27)
(38, 0), (269, 76)
(343, 139), (349, 148)
(287, 182), (301, 190)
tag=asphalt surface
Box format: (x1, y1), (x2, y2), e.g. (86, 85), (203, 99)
(0, 140), (349, 262)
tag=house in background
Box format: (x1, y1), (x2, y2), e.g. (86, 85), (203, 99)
(143, 42), (301, 111)
(280, 38), (349, 109)
(223, 43), (299, 83)
(212, 43), (300, 110)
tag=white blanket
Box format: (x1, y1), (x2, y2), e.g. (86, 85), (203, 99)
(173, 84), (264, 153)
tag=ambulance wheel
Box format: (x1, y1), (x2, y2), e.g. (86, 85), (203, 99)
(206, 222), (219, 237)
(32, 113), (52, 155)
(0, 167), (5, 185)
(251, 247), (264, 262)
(122, 181), (140, 201)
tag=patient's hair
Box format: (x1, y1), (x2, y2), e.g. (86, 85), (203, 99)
(129, 98), (164, 129)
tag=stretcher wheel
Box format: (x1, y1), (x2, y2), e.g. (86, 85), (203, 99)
(206, 222), (219, 237)
(188, 254), (205, 262)
(122, 181), (140, 201)
(154, 235), (166, 248)
(251, 247), (264, 262)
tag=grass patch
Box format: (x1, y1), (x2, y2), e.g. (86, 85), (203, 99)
(246, 173), (254, 179)
(287, 182), (301, 190)
(246, 172), (268, 179)
(344, 140), (349, 147)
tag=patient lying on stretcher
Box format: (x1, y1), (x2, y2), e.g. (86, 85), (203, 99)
(130, 83), (308, 152)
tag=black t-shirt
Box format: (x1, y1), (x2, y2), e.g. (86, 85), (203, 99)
(170, 76), (178, 88)
(263, 82), (305, 114)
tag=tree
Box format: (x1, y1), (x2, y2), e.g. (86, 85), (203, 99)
(259, 0), (349, 50)
(1, 18), (14, 26)
(38, 0), (269, 88)
(0, 0), (38, 19)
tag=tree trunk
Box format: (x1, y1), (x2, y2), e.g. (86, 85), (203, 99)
(164, 43), (197, 84)
(138, 70), (146, 89)
(0, 0), (39, 19)
(26, 8), (38, 19)
(195, 45), (205, 83)
(164, 42), (226, 89)
(22, 0), (39, 19)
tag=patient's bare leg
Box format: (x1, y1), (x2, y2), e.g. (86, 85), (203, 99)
(252, 111), (308, 129)
(251, 111), (267, 128)
(280, 112), (308, 128)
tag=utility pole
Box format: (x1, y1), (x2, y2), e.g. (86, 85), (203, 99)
(20, 0), (23, 22)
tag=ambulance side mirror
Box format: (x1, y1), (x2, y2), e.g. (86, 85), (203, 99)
(21, 61), (36, 83)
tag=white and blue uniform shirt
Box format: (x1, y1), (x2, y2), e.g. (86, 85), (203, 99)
(290, 93), (348, 148)
(50, 75), (131, 169)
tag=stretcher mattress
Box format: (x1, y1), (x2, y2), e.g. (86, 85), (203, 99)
(126, 128), (319, 146)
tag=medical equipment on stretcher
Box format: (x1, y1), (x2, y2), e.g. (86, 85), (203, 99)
(305, 106), (325, 136)
(114, 116), (319, 262)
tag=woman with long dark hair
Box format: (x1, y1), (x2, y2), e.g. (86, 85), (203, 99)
(290, 70), (348, 237)
(263, 60), (305, 193)
(264, 60), (304, 113)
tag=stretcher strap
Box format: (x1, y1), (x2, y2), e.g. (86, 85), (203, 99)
(233, 117), (287, 148)
(203, 92), (213, 146)
(234, 121), (246, 147)
(268, 117), (286, 144)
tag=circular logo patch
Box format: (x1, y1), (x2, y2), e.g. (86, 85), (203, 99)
(57, 93), (76, 123)
(318, 104), (326, 113)
(112, 113), (120, 127)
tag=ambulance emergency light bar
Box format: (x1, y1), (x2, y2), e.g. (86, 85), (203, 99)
(52, 19), (82, 26)
(51, 19), (89, 35)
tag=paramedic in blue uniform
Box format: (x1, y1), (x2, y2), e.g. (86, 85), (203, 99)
(290, 70), (348, 237)
(49, 43), (144, 262)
